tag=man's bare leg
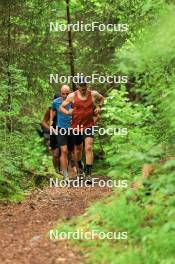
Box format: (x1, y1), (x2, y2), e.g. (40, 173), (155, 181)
(60, 145), (69, 180)
(68, 150), (77, 177)
(53, 148), (60, 173)
(84, 137), (94, 181)
(74, 143), (84, 175)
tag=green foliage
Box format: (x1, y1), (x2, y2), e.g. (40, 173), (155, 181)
(51, 2), (175, 263)
(0, 129), (54, 201)
(100, 89), (157, 179)
(1, 0), (175, 262)
(0, 63), (53, 200)
(53, 185), (175, 264)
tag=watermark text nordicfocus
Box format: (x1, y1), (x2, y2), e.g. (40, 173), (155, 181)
(50, 177), (128, 188)
(50, 126), (128, 137)
(50, 229), (128, 240)
(50, 74), (128, 84)
(50, 21), (128, 32)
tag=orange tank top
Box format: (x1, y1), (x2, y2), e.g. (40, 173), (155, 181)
(72, 90), (94, 130)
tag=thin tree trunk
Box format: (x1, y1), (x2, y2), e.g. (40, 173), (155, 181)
(66, 0), (75, 90)
(7, 1), (12, 132)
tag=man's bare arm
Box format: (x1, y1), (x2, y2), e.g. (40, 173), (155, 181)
(60, 93), (74, 115)
(41, 109), (51, 130)
(41, 119), (50, 130)
(50, 109), (56, 126)
(94, 91), (104, 105)
(92, 91), (104, 115)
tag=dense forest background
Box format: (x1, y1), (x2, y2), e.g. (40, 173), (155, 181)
(1, 0), (175, 263)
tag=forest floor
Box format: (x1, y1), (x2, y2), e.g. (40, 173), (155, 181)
(0, 177), (111, 264)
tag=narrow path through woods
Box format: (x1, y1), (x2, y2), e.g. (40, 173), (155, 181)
(0, 183), (111, 264)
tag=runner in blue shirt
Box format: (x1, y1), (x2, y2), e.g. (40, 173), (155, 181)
(50, 85), (74, 181)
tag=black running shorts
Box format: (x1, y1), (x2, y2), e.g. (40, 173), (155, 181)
(73, 127), (94, 146)
(56, 128), (74, 151)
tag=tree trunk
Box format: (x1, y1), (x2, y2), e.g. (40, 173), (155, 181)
(7, 1), (12, 132)
(66, 0), (75, 90)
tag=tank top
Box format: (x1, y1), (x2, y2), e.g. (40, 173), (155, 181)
(72, 90), (94, 130)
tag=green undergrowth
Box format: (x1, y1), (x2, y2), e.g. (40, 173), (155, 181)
(50, 5), (175, 263)
(0, 131), (59, 202)
(51, 165), (175, 264)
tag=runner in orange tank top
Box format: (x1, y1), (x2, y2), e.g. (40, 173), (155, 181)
(71, 90), (94, 130)
(60, 76), (104, 182)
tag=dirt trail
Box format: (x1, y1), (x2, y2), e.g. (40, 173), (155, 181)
(0, 183), (111, 264)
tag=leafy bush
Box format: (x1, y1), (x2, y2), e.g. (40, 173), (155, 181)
(52, 3), (175, 263)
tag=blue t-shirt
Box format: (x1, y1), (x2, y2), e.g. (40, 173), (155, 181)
(52, 97), (72, 128)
